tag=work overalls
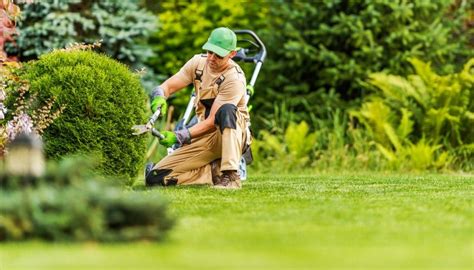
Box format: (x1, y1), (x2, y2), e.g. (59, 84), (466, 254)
(148, 55), (251, 185)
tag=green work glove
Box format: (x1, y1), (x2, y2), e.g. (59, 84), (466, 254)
(151, 96), (167, 115)
(159, 131), (177, 147)
(150, 86), (168, 115)
(158, 128), (191, 148)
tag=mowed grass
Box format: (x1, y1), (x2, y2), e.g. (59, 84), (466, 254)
(1, 173), (473, 269)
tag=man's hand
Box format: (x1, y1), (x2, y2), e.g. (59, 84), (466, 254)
(159, 131), (177, 147)
(150, 86), (168, 115)
(151, 96), (167, 115)
(158, 128), (191, 147)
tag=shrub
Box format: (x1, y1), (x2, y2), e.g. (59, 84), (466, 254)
(251, 110), (388, 173)
(252, 121), (317, 173)
(0, 157), (174, 242)
(145, 0), (472, 133)
(1, 62), (64, 157)
(13, 0), (155, 68)
(254, 0), (472, 124)
(351, 58), (474, 170)
(23, 49), (148, 180)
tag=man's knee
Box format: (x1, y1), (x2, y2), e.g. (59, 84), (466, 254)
(215, 104), (237, 133)
(145, 168), (177, 186)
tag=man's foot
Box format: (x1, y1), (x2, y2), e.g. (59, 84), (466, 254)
(213, 170), (241, 189)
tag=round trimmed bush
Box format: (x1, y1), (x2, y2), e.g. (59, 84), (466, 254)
(23, 50), (148, 180)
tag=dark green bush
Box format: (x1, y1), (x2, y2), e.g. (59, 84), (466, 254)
(143, 1), (472, 132)
(253, 0), (472, 128)
(0, 157), (174, 242)
(23, 49), (148, 180)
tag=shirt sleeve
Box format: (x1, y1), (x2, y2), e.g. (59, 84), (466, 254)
(175, 55), (200, 85)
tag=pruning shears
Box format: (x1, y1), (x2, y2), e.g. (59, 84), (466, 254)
(131, 107), (164, 139)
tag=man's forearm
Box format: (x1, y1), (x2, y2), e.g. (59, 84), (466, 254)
(159, 74), (188, 97)
(189, 118), (216, 139)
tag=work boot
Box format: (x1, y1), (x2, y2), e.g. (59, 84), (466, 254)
(144, 162), (154, 178)
(211, 159), (222, 185)
(213, 170), (241, 189)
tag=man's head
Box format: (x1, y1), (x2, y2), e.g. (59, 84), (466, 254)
(202, 27), (237, 71)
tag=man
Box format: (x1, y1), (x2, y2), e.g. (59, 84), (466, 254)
(145, 27), (251, 189)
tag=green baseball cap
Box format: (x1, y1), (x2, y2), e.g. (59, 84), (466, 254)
(202, 27), (237, 57)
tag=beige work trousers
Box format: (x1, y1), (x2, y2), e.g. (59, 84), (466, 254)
(153, 111), (248, 185)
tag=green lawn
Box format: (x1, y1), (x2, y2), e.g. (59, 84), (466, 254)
(1, 173), (473, 269)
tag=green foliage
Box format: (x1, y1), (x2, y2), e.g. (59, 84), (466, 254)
(143, 0), (472, 142)
(14, 0), (155, 67)
(252, 121), (317, 172)
(1, 61), (65, 156)
(252, 106), (389, 173)
(351, 58), (474, 170)
(0, 157), (174, 242)
(308, 108), (385, 171)
(254, 0), (472, 123)
(22, 49), (148, 180)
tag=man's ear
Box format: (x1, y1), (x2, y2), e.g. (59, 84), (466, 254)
(229, 50), (237, 58)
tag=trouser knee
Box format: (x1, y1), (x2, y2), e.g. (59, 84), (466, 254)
(215, 104), (237, 133)
(145, 168), (177, 186)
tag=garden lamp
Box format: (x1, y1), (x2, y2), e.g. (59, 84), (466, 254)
(5, 132), (45, 177)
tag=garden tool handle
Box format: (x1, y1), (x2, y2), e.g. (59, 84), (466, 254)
(146, 107), (161, 129)
(151, 128), (165, 139)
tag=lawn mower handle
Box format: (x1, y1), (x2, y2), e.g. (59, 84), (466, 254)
(233, 30), (266, 88)
(233, 29), (267, 64)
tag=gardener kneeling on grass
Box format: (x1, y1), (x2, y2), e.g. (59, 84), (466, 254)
(145, 27), (251, 189)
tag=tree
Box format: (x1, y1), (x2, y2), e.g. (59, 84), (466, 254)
(13, 0), (155, 68)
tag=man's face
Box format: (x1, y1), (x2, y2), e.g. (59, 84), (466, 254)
(206, 50), (237, 71)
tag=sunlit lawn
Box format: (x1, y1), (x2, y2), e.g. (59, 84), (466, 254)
(1, 172), (472, 269)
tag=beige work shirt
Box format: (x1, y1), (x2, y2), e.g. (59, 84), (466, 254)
(175, 54), (249, 122)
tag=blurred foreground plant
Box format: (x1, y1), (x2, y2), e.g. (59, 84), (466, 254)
(0, 156), (174, 242)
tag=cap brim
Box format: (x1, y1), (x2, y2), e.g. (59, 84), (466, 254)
(202, 42), (231, 57)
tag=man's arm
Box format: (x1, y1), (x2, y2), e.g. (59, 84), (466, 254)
(157, 78), (244, 147)
(159, 73), (189, 97)
(150, 73), (189, 114)
(188, 105), (218, 138)
(156, 81), (218, 147)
